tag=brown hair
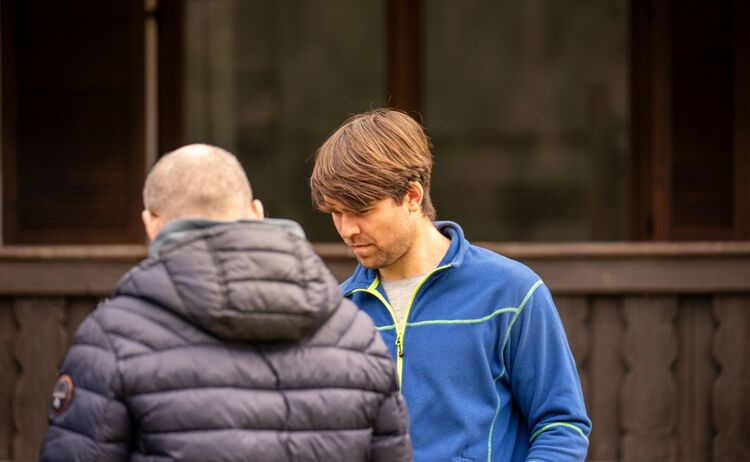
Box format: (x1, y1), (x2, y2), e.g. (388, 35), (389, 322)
(310, 108), (436, 220)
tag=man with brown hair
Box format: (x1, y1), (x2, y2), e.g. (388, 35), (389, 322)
(311, 109), (591, 462)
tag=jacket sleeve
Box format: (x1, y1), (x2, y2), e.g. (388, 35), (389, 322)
(39, 313), (132, 462)
(506, 281), (591, 462)
(371, 384), (413, 462)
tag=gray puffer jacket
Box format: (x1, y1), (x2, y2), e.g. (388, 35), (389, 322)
(40, 220), (411, 462)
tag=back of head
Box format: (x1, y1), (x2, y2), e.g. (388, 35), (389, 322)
(310, 108), (436, 220)
(143, 144), (253, 222)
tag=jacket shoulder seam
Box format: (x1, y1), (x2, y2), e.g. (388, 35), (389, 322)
(494, 279), (545, 381)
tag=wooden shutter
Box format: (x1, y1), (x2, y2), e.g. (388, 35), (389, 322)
(2, 0), (145, 244)
(631, 0), (750, 240)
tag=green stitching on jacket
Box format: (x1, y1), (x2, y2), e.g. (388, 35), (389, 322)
(406, 307), (518, 327)
(403, 265), (452, 318)
(494, 280), (544, 381)
(486, 280), (545, 460)
(395, 264), (452, 387)
(487, 393), (503, 461)
(529, 422), (589, 443)
(347, 265), (452, 389)
(375, 325), (396, 331)
(353, 281), (399, 333)
(356, 276), (559, 459)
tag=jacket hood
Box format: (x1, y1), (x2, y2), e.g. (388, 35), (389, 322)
(114, 220), (342, 342)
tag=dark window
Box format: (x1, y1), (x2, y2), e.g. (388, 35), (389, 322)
(182, 0), (387, 241)
(182, 0), (629, 242)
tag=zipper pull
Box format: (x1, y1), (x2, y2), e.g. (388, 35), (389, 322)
(396, 335), (404, 357)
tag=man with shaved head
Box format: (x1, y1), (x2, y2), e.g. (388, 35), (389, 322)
(40, 144), (412, 462)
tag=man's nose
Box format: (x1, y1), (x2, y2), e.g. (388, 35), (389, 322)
(339, 213), (360, 239)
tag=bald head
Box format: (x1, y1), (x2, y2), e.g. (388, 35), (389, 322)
(142, 144), (264, 239)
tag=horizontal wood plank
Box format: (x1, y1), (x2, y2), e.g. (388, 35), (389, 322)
(2, 243), (750, 294)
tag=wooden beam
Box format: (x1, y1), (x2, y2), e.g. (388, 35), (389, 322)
(2, 243), (750, 295)
(386, 0), (421, 113)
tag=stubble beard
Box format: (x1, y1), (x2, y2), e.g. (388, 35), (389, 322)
(356, 237), (411, 271)
(356, 250), (389, 270)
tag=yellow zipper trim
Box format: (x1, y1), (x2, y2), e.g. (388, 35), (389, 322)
(397, 264), (451, 386)
(352, 265), (452, 388)
(351, 279), (398, 329)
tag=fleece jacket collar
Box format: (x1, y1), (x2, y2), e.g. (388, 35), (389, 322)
(341, 220), (468, 293)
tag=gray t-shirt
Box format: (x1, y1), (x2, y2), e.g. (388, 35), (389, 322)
(381, 271), (430, 327)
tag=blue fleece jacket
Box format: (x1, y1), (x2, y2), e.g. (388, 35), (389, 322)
(341, 222), (591, 462)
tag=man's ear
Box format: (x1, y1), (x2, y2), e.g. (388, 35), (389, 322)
(404, 181), (424, 213)
(248, 199), (265, 220)
(141, 210), (163, 241)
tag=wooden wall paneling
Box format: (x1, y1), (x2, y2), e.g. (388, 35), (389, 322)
(621, 296), (678, 461)
(588, 296), (624, 461)
(676, 296), (715, 461)
(0, 298), (17, 460)
(555, 296), (590, 400)
(66, 298), (98, 348)
(523, 255), (750, 295)
(11, 297), (67, 461)
(711, 295), (750, 460)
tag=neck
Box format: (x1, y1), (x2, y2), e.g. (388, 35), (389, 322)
(378, 219), (451, 281)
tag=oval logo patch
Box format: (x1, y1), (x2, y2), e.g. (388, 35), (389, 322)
(50, 374), (74, 415)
